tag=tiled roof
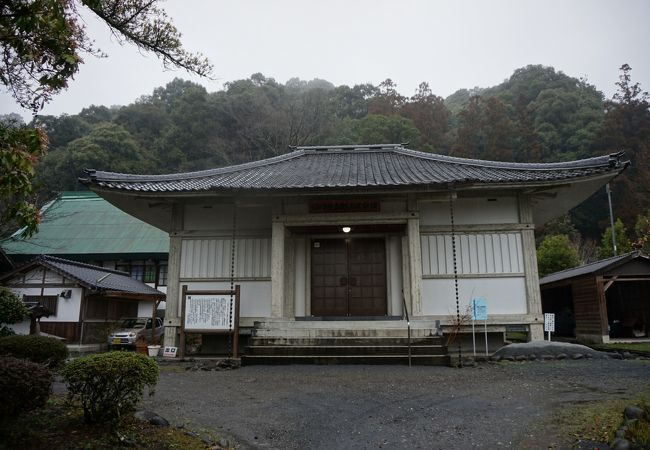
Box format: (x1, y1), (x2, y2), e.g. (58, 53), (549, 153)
(81, 145), (629, 193)
(540, 251), (650, 285)
(1, 255), (164, 297)
(1, 191), (168, 260)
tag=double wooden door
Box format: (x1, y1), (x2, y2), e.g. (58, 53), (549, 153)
(311, 238), (387, 316)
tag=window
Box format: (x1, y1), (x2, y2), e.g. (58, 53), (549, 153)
(158, 264), (168, 286)
(23, 295), (58, 316)
(131, 265), (144, 281)
(115, 261), (166, 286)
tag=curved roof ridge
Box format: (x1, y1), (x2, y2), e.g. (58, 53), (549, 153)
(84, 149), (306, 182)
(395, 147), (627, 171)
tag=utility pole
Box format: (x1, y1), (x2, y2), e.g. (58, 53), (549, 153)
(606, 183), (617, 256)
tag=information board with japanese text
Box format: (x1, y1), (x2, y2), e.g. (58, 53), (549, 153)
(184, 295), (233, 331)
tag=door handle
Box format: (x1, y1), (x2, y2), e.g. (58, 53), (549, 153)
(339, 277), (348, 286)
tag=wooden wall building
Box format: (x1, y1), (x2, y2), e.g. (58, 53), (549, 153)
(540, 252), (650, 343)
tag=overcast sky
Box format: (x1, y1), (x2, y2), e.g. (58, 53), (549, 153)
(2, 0), (650, 122)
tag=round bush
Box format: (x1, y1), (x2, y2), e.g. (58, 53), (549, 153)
(62, 351), (159, 424)
(0, 335), (69, 368)
(0, 356), (52, 425)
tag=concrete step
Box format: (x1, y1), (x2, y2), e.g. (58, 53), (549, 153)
(249, 336), (445, 346)
(252, 327), (440, 339)
(241, 354), (451, 366)
(247, 344), (448, 357)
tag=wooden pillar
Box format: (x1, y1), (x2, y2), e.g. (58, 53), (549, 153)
(596, 276), (610, 343)
(518, 195), (544, 341)
(271, 220), (285, 318)
(163, 203), (183, 348)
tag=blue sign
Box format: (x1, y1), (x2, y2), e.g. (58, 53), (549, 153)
(471, 298), (488, 321)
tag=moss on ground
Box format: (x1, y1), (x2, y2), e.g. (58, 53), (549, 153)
(0, 395), (223, 450)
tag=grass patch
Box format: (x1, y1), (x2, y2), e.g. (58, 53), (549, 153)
(598, 342), (650, 353)
(505, 331), (528, 342)
(553, 395), (650, 445)
(0, 395), (221, 450)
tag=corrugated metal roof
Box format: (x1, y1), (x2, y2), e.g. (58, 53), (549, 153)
(539, 251), (650, 285)
(1, 191), (169, 258)
(0, 255), (165, 297)
(81, 145), (629, 193)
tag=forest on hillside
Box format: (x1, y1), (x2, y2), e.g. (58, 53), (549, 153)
(3, 64), (650, 270)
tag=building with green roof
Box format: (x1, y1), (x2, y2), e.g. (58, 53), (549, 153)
(2, 191), (169, 290)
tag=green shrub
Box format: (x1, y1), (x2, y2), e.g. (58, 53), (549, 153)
(0, 288), (29, 336)
(0, 334), (69, 368)
(62, 351), (159, 424)
(0, 356), (52, 426)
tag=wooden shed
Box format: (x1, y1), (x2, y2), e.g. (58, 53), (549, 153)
(540, 252), (650, 343)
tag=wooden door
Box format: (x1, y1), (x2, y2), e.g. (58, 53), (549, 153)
(348, 238), (387, 316)
(311, 238), (387, 316)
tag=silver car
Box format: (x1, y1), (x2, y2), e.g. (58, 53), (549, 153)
(107, 317), (164, 349)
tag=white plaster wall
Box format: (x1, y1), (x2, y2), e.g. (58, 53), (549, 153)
(9, 321), (30, 335)
(177, 281), (272, 318)
(421, 233), (524, 275)
(9, 286), (83, 322)
(421, 277), (527, 316)
(18, 267), (64, 285)
(419, 197), (519, 225)
(184, 204), (272, 231)
(137, 300), (157, 317)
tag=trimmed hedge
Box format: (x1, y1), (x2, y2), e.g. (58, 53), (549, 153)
(0, 335), (69, 368)
(62, 351), (159, 424)
(0, 356), (52, 425)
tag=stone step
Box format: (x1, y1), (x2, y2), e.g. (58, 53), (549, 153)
(249, 336), (445, 346)
(246, 344), (448, 357)
(252, 327), (440, 339)
(241, 354), (451, 366)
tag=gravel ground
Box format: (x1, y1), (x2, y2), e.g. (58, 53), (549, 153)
(140, 359), (650, 449)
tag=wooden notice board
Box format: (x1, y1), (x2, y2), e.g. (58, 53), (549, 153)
(180, 285), (240, 358)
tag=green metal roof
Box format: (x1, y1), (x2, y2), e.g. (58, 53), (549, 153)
(2, 191), (169, 261)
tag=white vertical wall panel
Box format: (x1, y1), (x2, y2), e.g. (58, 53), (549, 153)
(180, 238), (271, 279)
(421, 277), (527, 315)
(420, 233), (523, 275)
(419, 197), (519, 225)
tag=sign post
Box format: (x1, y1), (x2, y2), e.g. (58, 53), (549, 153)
(180, 285), (241, 358)
(544, 313), (555, 341)
(471, 298), (488, 356)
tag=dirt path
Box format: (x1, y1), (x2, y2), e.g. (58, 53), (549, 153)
(142, 359), (650, 449)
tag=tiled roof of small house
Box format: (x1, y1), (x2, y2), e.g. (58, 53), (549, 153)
(539, 251), (650, 285)
(81, 144), (629, 193)
(0, 255), (164, 297)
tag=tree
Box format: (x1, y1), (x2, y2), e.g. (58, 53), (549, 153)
(537, 234), (580, 277)
(401, 82), (451, 152)
(633, 211), (650, 254)
(0, 120), (47, 237)
(0, 0), (212, 236)
(368, 79), (405, 116)
(598, 64), (650, 226)
(0, 287), (29, 336)
(599, 218), (632, 258)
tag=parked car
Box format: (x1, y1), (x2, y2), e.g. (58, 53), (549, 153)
(107, 317), (164, 349)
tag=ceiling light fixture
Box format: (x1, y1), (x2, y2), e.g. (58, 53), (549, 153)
(342, 226), (351, 233)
